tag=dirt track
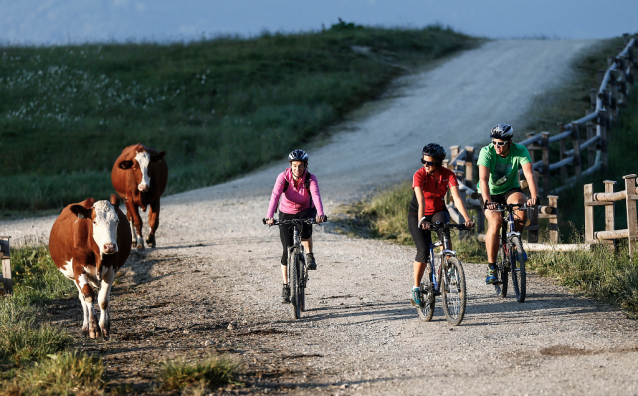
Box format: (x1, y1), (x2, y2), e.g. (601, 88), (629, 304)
(4, 39), (638, 394)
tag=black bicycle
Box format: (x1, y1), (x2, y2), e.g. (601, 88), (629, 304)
(263, 217), (326, 319)
(490, 203), (533, 303)
(417, 221), (472, 326)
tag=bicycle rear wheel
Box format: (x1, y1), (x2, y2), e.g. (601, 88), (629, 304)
(496, 246), (508, 298)
(510, 236), (527, 303)
(417, 259), (436, 322)
(288, 247), (302, 319)
(441, 257), (466, 326)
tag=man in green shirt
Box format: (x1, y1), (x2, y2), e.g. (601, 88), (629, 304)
(477, 124), (539, 285)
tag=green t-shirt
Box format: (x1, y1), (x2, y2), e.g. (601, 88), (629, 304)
(477, 142), (531, 195)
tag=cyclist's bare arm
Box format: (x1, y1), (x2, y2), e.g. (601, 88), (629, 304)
(449, 185), (474, 227)
(521, 162), (539, 206)
(414, 186), (430, 230)
(478, 165), (497, 210)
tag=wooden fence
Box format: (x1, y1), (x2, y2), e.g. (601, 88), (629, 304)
(0, 236), (12, 296)
(442, 34), (637, 247)
(584, 174), (638, 258)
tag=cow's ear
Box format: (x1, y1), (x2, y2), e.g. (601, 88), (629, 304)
(110, 194), (120, 207)
(152, 151), (166, 162)
(70, 205), (92, 220)
(119, 160), (133, 170)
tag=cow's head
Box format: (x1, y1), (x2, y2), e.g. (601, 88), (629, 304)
(118, 149), (165, 193)
(70, 195), (121, 258)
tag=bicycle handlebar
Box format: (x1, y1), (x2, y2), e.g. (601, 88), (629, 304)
(488, 203), (535, 212)
(429, 221), (475, 231)
(262, 216), (328, 226)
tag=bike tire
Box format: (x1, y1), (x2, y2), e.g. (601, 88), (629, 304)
(496, 247), (508, 298)
(441, 256), (467, 326)
(510, 236), (527, 303)
(299, 253), (306, 312)
(289, 248), (301, 319)
(416, 258), (436, 322)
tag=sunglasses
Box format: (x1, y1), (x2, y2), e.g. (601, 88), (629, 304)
(421, 159), (437, 166)
(492, 140), (509, 147)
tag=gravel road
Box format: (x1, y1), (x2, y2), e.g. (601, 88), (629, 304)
(4, 39), (638, 394)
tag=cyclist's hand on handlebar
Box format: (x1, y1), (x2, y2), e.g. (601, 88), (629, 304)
(315, 215), (327, 224)
(464, 219), (474, 228)
(419, 217), (431, 230)
(485, 201), (499, 211)
(527, 196), (540, 207)
(266, 217), (275, 226)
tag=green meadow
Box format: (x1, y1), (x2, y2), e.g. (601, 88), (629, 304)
(0, 22), (475, 213)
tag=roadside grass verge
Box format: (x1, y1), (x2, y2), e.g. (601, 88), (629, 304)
(157, 355), (241, 393)
(528, 237), (638, 317)
(0, 23), (476, 214)
(0, 246), (106, 395)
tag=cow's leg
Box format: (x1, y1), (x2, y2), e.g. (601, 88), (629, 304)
(126, 199), (145, 250)
(97, 267), (115, 339)
(77, 288), (90, 337)
(146, 200), (160, 248)
(75, 270), (100, 338)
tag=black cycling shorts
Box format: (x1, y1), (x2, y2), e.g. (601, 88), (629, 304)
(278, 207), (317, 265)
(479, 187), (524, 208)
(408, 210), (450, 264)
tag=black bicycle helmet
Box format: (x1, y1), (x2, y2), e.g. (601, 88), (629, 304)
(288, 149), (309, 163)
(490, 123), (514, 140)
(421, 143), (446, 163)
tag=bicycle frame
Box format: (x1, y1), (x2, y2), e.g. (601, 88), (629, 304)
(427, 224), (459, 292)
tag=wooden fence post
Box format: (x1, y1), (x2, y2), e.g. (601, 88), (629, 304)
(609, 69), (618, 117)
(465, 146), (475, 189)
(571, 122), (582, 180)
(598, 109), (608, 170)
(547, 195), (559, 244)
(624, 175), (638, 259)
(541, 132), (550, 197)
(586, 118), (596, 167)
(584, 183), (595, 244)
(0, 237), (11, 296)
(604, 180), (617, 248)
(450, 146), (460, 160)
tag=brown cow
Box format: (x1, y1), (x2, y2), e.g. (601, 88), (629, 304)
(111, 144), (168, 249)
(49, 195), (131, 338)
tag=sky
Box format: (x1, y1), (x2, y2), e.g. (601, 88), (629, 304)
(0, 0), (636, 45)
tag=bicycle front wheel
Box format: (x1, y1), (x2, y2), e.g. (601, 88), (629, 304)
(510, 236), (527, 303)
(496, 246), (508, 298)
(417, 259), (436, 322)
(289, 247), (302, 319)
(441, 257), (466, 326)
(299, 254), (306, 312)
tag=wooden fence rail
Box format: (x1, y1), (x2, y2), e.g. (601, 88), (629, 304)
(584, 174), (638, 259)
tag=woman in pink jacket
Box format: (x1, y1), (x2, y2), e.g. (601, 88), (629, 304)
(265, 149), (326, 303)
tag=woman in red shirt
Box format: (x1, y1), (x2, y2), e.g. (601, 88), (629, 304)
(409, 143), (473, 307)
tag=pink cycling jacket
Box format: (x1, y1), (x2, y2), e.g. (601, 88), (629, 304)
(266, 168), (324, 218)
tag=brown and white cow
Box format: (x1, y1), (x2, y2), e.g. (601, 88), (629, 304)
(111, 144), (168, 249)
(49, 195), (131, 339)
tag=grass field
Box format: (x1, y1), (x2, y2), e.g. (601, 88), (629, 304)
(0, 22), (475, 214)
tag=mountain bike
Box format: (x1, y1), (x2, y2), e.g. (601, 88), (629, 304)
(490, 203), (533, 303)
(417, 222), (471, 326)
(263, 217), (326, 319)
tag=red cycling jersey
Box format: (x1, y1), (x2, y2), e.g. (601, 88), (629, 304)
(409, 166), (458, 215)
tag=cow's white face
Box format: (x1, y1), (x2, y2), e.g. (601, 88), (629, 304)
(135, 151), (151, 192)
(92, 200), (119, 257)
